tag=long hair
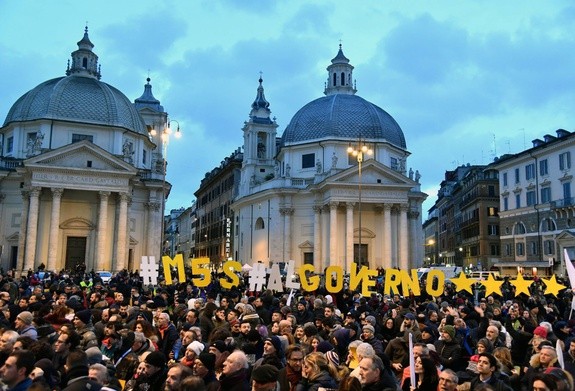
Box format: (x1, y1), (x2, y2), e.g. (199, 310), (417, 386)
(418, 356), (439, 386)
(303, 352), (338, 382)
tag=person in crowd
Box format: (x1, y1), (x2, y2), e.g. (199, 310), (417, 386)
(220, 350), (251, 391)
(61, 349), (102, 391)
(73, 309), (98, 351)
(296, 352), (338, 391)
(52, 329), (80, 375)
(14, 311), (37, 340)
(434, 325), (463, 371)
(193, 352), (218, 390)
(252, 364), (280, 391)
(357, 356), (397, 391)
(401, 356), (439, 391)
(164, 363), (194, 391)
(279, 345), (304, 391)
(470, 353), (512, 391)
(522, 345), (560, 391)
(438, 369), (459, 391)
(255, 336), (284, 370)
(0, 350), (35, 391)
(0, 330), (19, 366)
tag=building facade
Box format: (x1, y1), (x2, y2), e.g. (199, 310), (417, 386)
(491, 129), (575, 276)
(232, 46), (427, 272)
(0, 29), (170, 273)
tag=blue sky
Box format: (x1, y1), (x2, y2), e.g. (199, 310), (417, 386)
(2, 1), (575, 216)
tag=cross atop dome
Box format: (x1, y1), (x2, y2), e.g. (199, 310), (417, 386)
(66, 26), (101, 80)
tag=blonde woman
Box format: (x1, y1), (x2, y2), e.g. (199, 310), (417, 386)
(296, 352), (338, 391)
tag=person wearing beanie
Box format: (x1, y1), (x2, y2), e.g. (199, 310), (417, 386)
(294, 300), (313, 325)
(254, 336), (284, 370)
(434, 325), (463, 372)
(130, 350), (167, 391)
(72, 310), (98, 351)
(251, 364), (279, 390)
(15, 311), (37, 340)
(476, 338), (494, 354)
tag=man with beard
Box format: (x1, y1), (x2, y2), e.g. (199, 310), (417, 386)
(220, 350), (251, 391)
(164, 363), (193, 391)
(278, 345), (303, 391)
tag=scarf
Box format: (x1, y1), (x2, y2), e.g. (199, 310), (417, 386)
(286, 365), (302, 391)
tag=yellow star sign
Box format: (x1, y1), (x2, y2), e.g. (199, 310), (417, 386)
(482, 274), (503, 297)
(450, 272), (475, 294)
(511, 274), (532, 297)
(541, 275), (566, 297)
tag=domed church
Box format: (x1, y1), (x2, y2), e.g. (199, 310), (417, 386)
(0, 28), (170, 273)
(233, 45), (427, 272)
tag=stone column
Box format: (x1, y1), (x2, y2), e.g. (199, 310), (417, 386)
(115, 192), (129, 272)
(24, 187), (41, 272)
(47, 188), (63, 271)
(280, 208), (294, 261)
(399, 204), (409, 270)
(383, 204), (392, 268)
(329, 202), (338, 268)
(345, 202), (355, 273)
(313, 206), (322, 270)
(17, 191), (30, 272)
(146, 202), (161, 257)
(96, 191), (110, 271)
(374, 204), (384, 268)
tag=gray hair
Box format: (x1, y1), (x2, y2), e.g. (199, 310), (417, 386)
(2, 330), (18, 344)
(133, 332), (146, 343)
(89, 363), (109, 384)
(228, 350), (249, 369)
(356, 342), (376, 359)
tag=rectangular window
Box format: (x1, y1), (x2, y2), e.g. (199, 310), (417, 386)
(390, 157), (398, 170)
(526, 190), (536, 206)
(503, 197), (508, 211)
(488, 224), (499, 235)
(143, 150), (147, 164)
(539, 159), (548, 176)
(72, 134), (94, 143)
(487, 207), (498, 216)
(505, 244), (512, 256)
(490, 244), (500, 256)
(302, 153), (315, 169)
(516, 242), (524, 256)
(541, 187), (551, 204)
(303, 252), (314, 265)
(6, 136), (13, 153)
(529, 241), (537, 256)
(515, 194), (521, 208)
(564, 182), (572, 200)
(503, 172), (508, 187)
(544, 240), (555, 255)
(560, 151), (571, 170)
(515, 168), (520, 183)
(525, 163), (535, 181)
(488, 185), (495, 197)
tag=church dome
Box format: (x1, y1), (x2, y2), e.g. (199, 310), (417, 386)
(3, 27), (148, 135)
(280, 93), (406, 149)
(3, 75), (148, 134)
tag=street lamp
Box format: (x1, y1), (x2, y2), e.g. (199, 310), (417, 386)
(153, 119), (182, 257)
(347, 141), (372, 268)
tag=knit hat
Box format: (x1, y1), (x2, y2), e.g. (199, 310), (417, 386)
(75, 309), (92, 325)
(265, 336), (283, 354)
(17, 311), (33, 325)
(365, 315), (376, 326)
(187, 341), (204, 356)
(85, 346), (102, 365)
(534, 326), (548, 339)
(404, 312), (416, 320)
(145, 351), (166, 368)
(325, 350), (339, 367)
(443, 325), (455, 340)
(210, 340), (227, 354)
(466, 355), (479, 374)
(316, 341), (334, 353)
(362, 324), (375, 334)
(252, 364), (279, 383)
(477, 338), (493, 353)
(198, 352), (216, 372)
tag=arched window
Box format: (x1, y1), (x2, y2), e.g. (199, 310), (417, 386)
(514, 222), (526, 235)
(82, 57), (88, 68)
(541, 218), (556, 232)
(341, 72), (345, 85)
(333, 73), (337, 86)
(255, 217), (265, 230)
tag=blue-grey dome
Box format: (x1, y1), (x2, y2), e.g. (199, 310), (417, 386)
(4, 75), (148, 134)
(281, 94), (406, 149)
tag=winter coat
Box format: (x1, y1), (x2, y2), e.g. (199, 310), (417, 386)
(295, 371), (338, 391)
(434, 338), (463, 371)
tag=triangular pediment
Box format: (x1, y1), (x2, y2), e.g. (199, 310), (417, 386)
(5, 232), (19, 242)
(24, 140), (138, 174)
(556, 230), (575, 240)
(318, 160), (416, 189)
(298, 240), (313, 249)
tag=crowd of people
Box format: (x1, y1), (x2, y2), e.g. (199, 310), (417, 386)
(0, 268), (573, 391)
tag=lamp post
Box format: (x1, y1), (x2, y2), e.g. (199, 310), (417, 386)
(347, 141), (373, 268)
(150, 119), (181, 257)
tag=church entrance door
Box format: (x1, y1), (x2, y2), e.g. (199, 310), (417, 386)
(65, 236), (87, 271)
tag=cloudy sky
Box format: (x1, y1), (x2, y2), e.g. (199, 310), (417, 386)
(2, 1), (575, 216)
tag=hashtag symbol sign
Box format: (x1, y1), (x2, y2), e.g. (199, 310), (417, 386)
(249, 262), (267, 291)
(140, 256), (159, 286)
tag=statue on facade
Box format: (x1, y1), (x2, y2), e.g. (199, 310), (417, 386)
(285, 164), (291, 178)
(274, 161), (280, 176)
(415, 170), (421, 182)
(257, 135), (266, 159)
(34, 131), (44, 151)
(332, 152), (338, 168)
(409, 167), (414, 180)
(316, 159), (322, 174)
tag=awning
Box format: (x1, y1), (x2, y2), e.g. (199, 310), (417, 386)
(493, 261), (551, 268)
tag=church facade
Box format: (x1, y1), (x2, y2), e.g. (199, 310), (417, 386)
(232, 46), (427, 272)
(0, 29), (169, 273)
